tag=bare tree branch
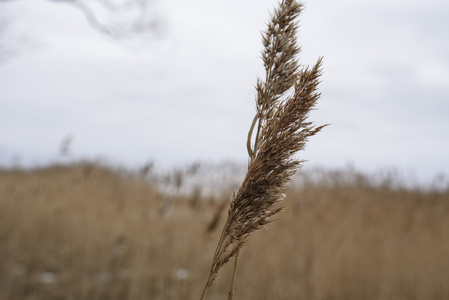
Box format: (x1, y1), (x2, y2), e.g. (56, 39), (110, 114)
(0, 0), (163, 39)
(0, 0), (163, 63)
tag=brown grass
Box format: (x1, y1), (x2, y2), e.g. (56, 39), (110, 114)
(201, 1), (326, 296)
(1, 162), (449, 299)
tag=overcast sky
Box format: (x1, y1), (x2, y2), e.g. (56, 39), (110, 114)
(1, 0), (448, 184)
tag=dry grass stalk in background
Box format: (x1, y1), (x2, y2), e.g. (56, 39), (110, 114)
(200, 0), (326, 299)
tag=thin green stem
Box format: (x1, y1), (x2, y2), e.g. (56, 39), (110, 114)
(228, 249), (240, 300)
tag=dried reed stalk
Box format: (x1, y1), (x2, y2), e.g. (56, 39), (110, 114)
(201, 0), (325, 299)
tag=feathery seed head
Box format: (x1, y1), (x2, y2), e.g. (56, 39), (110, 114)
(202, 0), (326, 292)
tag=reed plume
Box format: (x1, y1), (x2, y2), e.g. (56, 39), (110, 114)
(201, 0), (326, 298)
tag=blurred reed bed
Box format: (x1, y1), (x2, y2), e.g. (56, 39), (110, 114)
(0, 161), (448, 300)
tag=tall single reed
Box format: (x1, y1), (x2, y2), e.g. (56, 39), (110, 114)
(200, 0), (325, 299)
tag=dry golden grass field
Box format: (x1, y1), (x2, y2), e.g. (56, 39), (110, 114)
(1, 162), (449, 300)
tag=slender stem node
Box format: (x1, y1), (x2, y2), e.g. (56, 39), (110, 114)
(247, 113), (260, 158)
